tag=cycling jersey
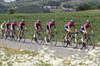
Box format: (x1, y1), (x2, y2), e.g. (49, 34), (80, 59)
(11, 23), (17, 30)
(80, 24), (91, 33)
(64, 22), (75, 31)
(65, 22), (75, 28)
(19, 22), (25, 29)
(5, 23), (11, 29)
(34, 22), (42, 29)
(46, 21), (55, 31)
(80, 24), (91, 30)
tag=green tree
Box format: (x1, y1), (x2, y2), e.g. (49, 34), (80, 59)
(76, 4), (91, 11)
(8, 9), (15, 14)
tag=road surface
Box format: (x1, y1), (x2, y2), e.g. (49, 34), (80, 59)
(0, 38), (88, 58)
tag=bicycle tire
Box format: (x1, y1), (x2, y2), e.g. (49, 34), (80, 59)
(62, 36), (68, 47)
(86, 38), (95, 50)
(10, 31), (17, 41)
(5, 31), (10, 40)
(50, 35), (57, 46)
(36, 34), (43, 45)
(77, 37), (83, 49)
(22, 34), (25, 43)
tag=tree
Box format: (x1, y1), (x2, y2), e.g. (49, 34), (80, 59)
(96, 5), (100, 9)
(76, 4), (91, 11)
(8, 9), (15, 14)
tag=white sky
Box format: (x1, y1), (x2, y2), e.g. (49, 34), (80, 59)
(4, 0), (15, 2)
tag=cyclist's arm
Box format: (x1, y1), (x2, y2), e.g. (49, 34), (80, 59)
(90, 27), (94, 33)
(54, 25), (56, 31)
(73, 26), (77, 32)
(40, 26), (43, 30)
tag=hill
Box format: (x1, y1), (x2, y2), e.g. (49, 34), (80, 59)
(0, 10), (100, 45)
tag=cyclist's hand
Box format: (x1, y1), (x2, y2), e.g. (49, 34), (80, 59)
(56, 30), (58, 34)
(93, 33), (95, 36)
(76, 32), (78, 34)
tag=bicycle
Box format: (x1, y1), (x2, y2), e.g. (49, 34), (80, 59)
(31, 30), (44, 45)
(4, 30), (11, 40)
(76, 34), (95, 50)
(10, 30), (17, 41)
(18, 30), (27, 43)
(0, 30), (4, 39)
(45, 31), (58, 46)
(62, 32), (78, 47)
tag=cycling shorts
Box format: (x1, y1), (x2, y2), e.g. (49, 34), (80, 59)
(64, 26), (68, 31)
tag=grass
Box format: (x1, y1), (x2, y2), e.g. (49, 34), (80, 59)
(0, 10), (100, 46)
(0, 45), (38, 57)
(50, 9), (63, 13)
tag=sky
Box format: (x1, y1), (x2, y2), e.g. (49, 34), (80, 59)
(4, 0), (15, 2)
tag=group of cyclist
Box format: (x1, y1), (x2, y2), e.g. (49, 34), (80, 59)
(0, 19), (95, 46)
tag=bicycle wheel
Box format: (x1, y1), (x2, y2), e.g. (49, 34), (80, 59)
(50, 35), (57, 46)
(77, 37), (83, 49)
(62, 36), (70, 47)
(10, 31), (17, 41)
(86, 38), (95, 50)
(20, 32), (25, 43)
(36, 34), (43, 45)
(31, 34), (35, 44)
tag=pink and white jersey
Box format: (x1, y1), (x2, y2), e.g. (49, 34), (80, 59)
(19, 22), (25, 26)
(5, 23), (11, 28)
(65, 22), (75, 27)
(34, 22), (42, 27)
(11, 23), (17, 26)
(81, 24), (91, 30)
(46, 22), (55, 27)
(5, 23), (11, 26)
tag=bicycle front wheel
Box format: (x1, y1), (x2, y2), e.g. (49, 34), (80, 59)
(36, 34), (43, 45)
(77, 37), (83, 49)
(21, 34), (26, 43)
(86, 38), (95, 50)
(50, 35), (57, 46)
(62, 36), (69, 47)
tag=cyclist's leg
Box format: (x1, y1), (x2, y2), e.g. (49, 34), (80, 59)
(64, 27), (68, 40)
(4, 27), (7, 37)
(18, 27), (21, 40)
(45, 26), (50, 42)
(67, 29), (71, 40)
(1, 28), (4, 36)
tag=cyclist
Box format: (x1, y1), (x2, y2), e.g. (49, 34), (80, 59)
(45, 19), (56, 43)
(0, 21), (6, 38)
(10, 20), (17, 35)
(4, 21), (11, 37)
(64, 20), (77, 41)
(18, 19), (27, 41)
(33, 20), (43, 40)
(80, 20), (95, 48)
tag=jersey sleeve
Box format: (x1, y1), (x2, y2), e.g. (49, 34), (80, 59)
(72, 24), (75, 26)
(89, 24), (91, 28)
(40, 23), (42, 26)
(24, 23), (26, 25)
(54, 23), (55, 25)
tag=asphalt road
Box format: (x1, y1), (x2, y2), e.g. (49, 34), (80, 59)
(0, 38), (88, 58)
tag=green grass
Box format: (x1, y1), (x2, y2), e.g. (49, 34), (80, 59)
(0, 10), (100, 46)
(50, 9), (63, 13)
(0, 45), (38, 57)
